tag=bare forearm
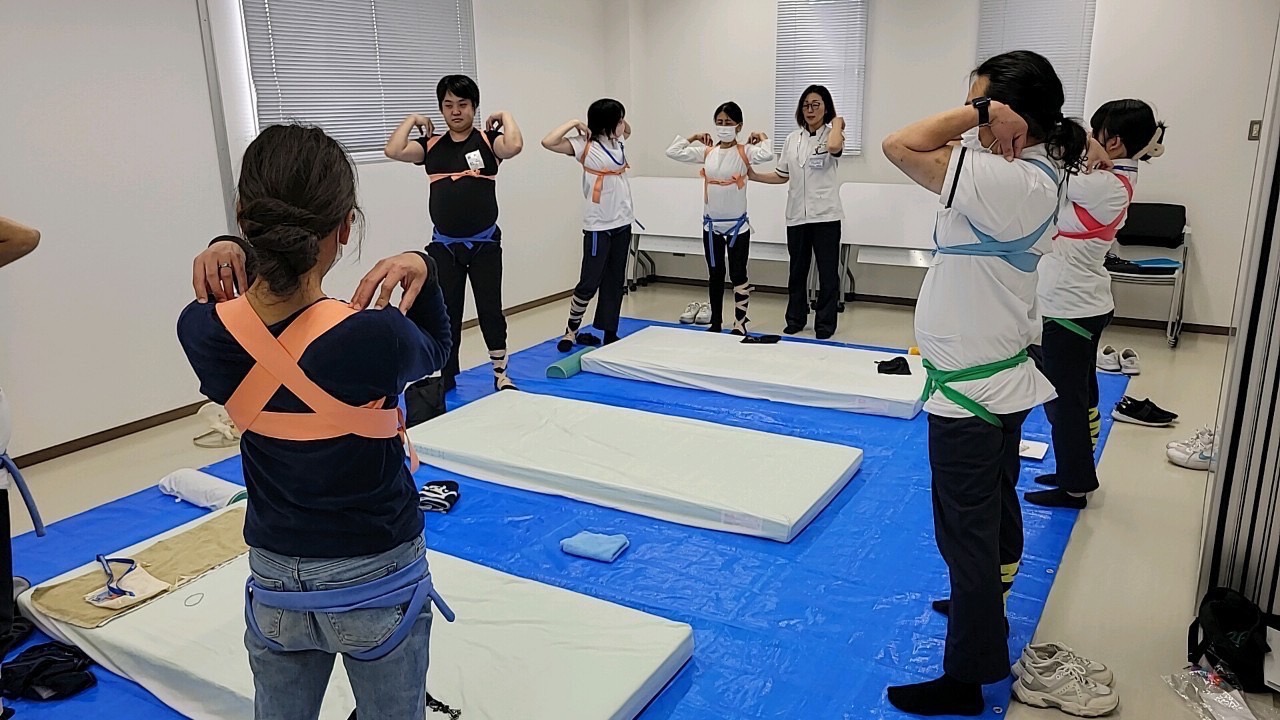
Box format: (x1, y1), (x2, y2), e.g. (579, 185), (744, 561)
(0, 217), (39, 269)
(749, 170), (787, 185)
(498, 112), (523, 155)
(542, 120), (579, 148)
(884, 106), (978, 157)
(385, 116), (419, 160)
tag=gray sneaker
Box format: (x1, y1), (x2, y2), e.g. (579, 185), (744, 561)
(1013, 661), (1119, 717)
(1012, 642), (1114, 686)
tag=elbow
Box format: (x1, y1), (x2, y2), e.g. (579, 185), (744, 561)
(540, 137), (555, 151)
(18, 229), (40, 255)
(383, 145), (400, 161)
(881, 134), (905, 164)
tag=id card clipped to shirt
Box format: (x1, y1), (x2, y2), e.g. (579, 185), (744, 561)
(465, 149), (485, 172)
(809, 142), (830, 169)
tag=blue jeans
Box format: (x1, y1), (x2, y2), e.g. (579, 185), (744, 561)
(246, 536), (432, 720)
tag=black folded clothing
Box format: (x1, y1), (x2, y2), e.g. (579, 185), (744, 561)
(876, 357), (912, 376)
(419, 480), (461, 513)
(740, 334), (781, 345)
(2, 642), (96, 701)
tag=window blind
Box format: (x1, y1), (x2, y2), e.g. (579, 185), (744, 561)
(773, 0), (867, 155)
(976, 0), (1097, 121)
(240, 0), (478, 155)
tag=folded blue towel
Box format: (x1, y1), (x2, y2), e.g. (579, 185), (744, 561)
(560, 531), (629, 563)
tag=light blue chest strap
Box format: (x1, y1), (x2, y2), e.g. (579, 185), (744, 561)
(431, 224), (498, 251)
(934, 158), (1058, 272)
(702, 213), (749, 268)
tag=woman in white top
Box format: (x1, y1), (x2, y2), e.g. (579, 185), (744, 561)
(749, 85), (845, 339)
(1025, 99), (1166, 511)
(666, 102), (773, 334)
(542, 99), (635, 352)
(881, 51), (1088, 717)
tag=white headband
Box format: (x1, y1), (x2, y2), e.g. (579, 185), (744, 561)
(1136, 125), (1165, 160)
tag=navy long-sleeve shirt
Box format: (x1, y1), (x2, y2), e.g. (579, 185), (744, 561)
(177, 253), (451, 558)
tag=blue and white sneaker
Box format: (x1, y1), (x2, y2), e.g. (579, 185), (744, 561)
(1167, 428), (1213, 471)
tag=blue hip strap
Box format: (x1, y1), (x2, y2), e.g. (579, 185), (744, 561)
(702, 213), (749, 268)
(245, 555), (454, 662)
(431, 224), (498, 250)
(934, 158), (1058, 272)
(0, 454), (45, 537)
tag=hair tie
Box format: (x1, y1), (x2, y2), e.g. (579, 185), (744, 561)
(1136, 124), (1165, 160)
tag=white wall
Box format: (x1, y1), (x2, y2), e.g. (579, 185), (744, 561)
(633, 0), (1279, 327)
(0, 1), (229, 457)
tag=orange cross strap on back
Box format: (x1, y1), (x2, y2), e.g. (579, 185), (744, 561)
(1056, 173), (1134, 242)
(578, 138), (629, 204)
(215, 296), (420, 472)
(425, 129), (498, 185)
(699, 143), (752, 203)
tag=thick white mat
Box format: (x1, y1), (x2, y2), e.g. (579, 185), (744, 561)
(19, 508), (693, 720)
(581, 326), (926, 419)
(410, 391), (863, 542)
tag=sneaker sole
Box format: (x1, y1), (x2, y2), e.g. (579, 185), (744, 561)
(1096, 364), (1122, 373)
(1012, 682), (1119, 717)
(1120, 368), (1140, 376)
(1167, 457), (1211, 471)
(679, 318), (696, 324)
(1111, 411), (1173, 427)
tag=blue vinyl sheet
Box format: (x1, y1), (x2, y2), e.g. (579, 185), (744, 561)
(8, 317), (1128, 719)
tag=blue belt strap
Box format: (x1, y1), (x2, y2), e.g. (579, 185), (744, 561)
(934, 158), (1058, 272)
(245, 555), (454, 662)
(0, 453), (45, 537)
(431, 224), (498, 251)
(702, 213), (749, 268)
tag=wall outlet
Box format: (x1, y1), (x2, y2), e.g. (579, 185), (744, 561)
(1250, 120), (1263, 141)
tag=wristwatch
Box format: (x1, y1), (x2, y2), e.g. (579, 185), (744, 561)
(972, 96), (991, 127)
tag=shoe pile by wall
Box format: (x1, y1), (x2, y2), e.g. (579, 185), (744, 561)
(1012, 642), (1118, 717)
(1167, 427), (1215, 471)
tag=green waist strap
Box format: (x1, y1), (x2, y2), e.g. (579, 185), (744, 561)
(1045, 317), (1093, 340)
(922, 351), (1030, 427)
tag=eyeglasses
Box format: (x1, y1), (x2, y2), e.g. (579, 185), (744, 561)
(802, 102), (823, 111)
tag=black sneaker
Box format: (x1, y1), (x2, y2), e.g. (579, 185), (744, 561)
(1034, 473), (1060, 487)
(1025, 488), (1088, 509)
(1113, 396), (1177, 427)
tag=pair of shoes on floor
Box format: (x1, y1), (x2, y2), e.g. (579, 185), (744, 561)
(1112, 396), (1177, 427)
(1012, 642), (1118, 717)
(679, 302), (712, 326)
(1096, 346), (1140, 375)
(1167, 426), (1215, 470)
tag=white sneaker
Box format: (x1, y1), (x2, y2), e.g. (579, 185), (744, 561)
(1168, 432), (1213, 471)
(1168, 426), (1214, 450)
(1013, 642), (1114, 686)
(1013, 662), (1120, 717)
(1097, 345), (1121, 373)
(679, 302), (701, 324)
(1119, 348), (1140, 376)
(193, 403), (240, 449)
(694, 303), (712, 325)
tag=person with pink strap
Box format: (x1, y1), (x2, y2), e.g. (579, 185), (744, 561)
(182, 123), (452, 719)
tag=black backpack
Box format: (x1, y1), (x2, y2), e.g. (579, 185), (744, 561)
(404, 376), (447, 428)
(1187, 587), (1278, 693)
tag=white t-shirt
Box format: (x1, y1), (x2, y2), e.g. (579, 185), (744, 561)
(775, 125), (844, 226)
(665, 136), (774, 234)
(1037, 160), (1138, 319)
(567, 135), (636, 232)
(915, 144), (1060, 418)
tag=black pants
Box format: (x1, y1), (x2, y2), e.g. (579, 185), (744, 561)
(703, 229), (750, 328)
(571, 225), (631, 335)
(427, 241), (506, 387)
(929, 410), (1028, 684)
(785, 221), (841, 337)
(1041, 313), (1112, 493)
(0, 490), (12, 635)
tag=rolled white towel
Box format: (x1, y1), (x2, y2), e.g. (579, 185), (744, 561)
(158, 468), (247, 510)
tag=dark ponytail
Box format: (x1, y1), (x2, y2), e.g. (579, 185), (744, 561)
(973, 50), (1086, 172)
(236, 124), (360, 295)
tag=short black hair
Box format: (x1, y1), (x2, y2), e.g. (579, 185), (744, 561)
(1090, 99), (1166, 160)
(714, 101), (743, 124)
(437, 75), (480, 108)
(795, 85), (836, 128)
(587, 98), (626, 139)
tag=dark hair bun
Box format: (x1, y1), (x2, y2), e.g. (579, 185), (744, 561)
(238, 197), (322, 294)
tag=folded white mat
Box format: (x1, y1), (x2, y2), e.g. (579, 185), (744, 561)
(158, 468), (246, 510)
(20, 507), (693, 720)
(581, 326), (926, 418)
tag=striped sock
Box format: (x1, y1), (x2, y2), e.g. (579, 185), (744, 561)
(490, 349), (516, 391)
(1089, 407), (1101, 451)
(559, 294), (590, 350)
(732, 283), (751, 335)
(1001, 560), (1020, 612)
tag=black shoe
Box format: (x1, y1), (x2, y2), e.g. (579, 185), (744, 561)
(706, 324), (723, 333)
(816, 331), (834, 340)
(604, 331), (620, 345)
(1025, 488), (1088, 509)
(783, 323), (804, 335)
(931, 599), (1010, 635)
(557, 337), (574, 353)
(887, 674), (984, 717)
(1034, 473), (1060, 487)
(575, 332), (602, 347)
(1112, 396), (1176, 427)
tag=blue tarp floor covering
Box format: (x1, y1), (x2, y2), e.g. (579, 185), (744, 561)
(9, 317), (1128, 719)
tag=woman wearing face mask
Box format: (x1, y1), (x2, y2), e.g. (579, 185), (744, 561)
(666, 102), (773, 334)
(749, 85), (845, 339)
(1024, 99), (1166, 511)
(881, 51), (1093, 717)
(542, 99), (635, 352)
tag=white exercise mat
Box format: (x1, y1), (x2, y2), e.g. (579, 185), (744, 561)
(20, 507), (693, 720)
(581, 326), (926, 419)
(410, 391), (863, 542)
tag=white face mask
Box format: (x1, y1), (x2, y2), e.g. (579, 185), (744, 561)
(715, 125), (739, 143)
(960, 126), (998, 154)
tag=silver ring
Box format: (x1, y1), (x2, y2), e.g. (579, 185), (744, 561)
(218, 262), (233, 269)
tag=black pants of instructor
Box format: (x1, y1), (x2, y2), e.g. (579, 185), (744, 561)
(572, 225), (631, 336)
(929, 409), (1028, 684)
(1040, 312), (1112, 493)
(785, 220), (841, 337)
(702, 229), (750, 327)
(427, 241), (507, 388)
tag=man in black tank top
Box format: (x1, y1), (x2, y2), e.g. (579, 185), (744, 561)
(385, 75), (524, 394)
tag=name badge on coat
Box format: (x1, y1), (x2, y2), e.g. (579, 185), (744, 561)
(465, 150), (485, 171)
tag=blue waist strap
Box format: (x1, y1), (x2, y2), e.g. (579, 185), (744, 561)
(934, 158), (1057, 272)
(431, 224), (498, 250)
(245, 555), (454, 662)
(702, 213), (749, 268)
(0, 454), (45, 537)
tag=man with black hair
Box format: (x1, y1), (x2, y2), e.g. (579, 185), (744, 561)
(386, 75), (524, 393)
